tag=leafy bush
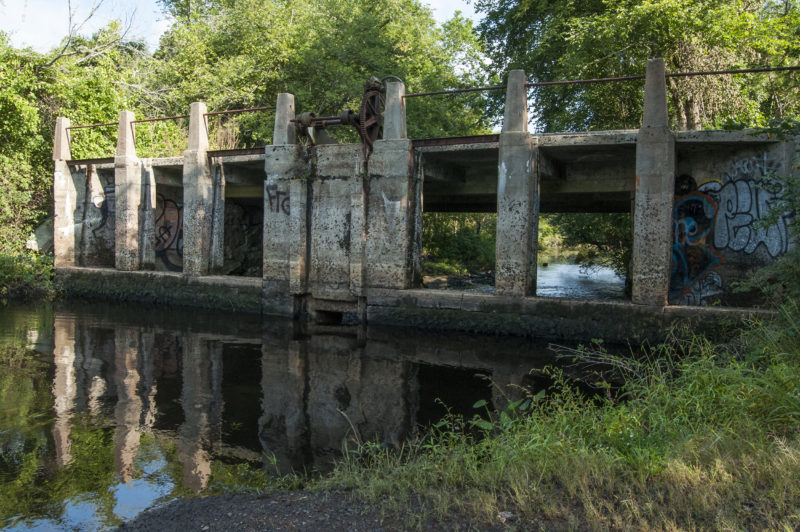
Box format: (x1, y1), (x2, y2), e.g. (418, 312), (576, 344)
(0, 252), (54, 300)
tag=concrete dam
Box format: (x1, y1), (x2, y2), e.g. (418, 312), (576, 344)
(52, 59), (796, 342)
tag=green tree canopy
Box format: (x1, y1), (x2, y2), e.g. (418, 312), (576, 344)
(476, 0), (800, 131)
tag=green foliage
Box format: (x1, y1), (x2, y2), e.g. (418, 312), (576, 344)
(0, 252), (54, 300)
(422, 213), (496, 275)
(320, 306), (800, 528)
(476, 0), (800, 132)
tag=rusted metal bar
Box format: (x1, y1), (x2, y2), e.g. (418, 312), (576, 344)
(666, 65), (800, 78)
(403, 85), (507, 98)
(66, 121), (119, 130)
(131, 114), (189, 123)
(204, 105), (276, 117)
(527, 75), (645, 87)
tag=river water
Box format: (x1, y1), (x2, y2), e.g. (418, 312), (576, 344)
(0, 266), (624, 530)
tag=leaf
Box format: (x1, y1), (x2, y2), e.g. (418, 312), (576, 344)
(473, 399), (488, 409)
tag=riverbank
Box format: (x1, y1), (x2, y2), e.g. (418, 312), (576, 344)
(122, 303), (800, 530)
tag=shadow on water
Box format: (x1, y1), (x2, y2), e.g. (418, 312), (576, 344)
(0, 300), (619, 530)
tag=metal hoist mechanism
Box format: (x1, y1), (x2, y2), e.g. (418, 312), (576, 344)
(293, 77), (388, 159)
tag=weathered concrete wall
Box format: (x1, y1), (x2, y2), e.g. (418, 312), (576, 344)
(154, 184), (184, 272)
(56, 267), (262, 313)
(670, 135), (797, 305)
(311, 144), (364, 300)
(366, 288), (768, 343)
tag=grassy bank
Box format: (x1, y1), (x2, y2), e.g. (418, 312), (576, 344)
(317, 304), (800, 529)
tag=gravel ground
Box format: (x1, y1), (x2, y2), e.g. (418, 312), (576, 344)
(117, 491), (517, 531)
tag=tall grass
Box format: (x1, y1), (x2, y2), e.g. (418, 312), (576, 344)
(319, 303), (800, 529)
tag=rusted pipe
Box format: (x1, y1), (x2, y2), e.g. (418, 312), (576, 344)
(204, 105), (276, 117)
(403, 85), (507, 98)
(66, 121), (119, 130)
(131, 114), (189, 123)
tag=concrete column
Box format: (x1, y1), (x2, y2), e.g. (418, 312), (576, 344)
(115, 111), (143, 270)
(264, 92), (309, 316)
(383, 82), (407, 140)
(53, 117), (79, 267)
(632, 58), (675, 306)
(140, 160), (157, 269)
(209, 163), (226, 274)
(496, 69), (538, 296)
(273, 93), (296, 146)
(366, 138), (415, 289)
(182, 102), (213, 275)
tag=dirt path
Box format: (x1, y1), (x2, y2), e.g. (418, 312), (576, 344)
(117, 491), (513, 531)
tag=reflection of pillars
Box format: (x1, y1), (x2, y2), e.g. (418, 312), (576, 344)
(178, 334), (223, 491)
(52, 318), (77, 467)
(140, 332), (158, 431)
(113, 327), (143, 482)
(259, 326), (309, 474)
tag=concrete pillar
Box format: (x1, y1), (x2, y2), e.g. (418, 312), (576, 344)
(209, 163), (226, 274)
(632, 58), (675, 306)
(53, 117), (79, 267)
(273, 93), (296, 146)
(495, 69), (538, 296)
(383, 82), (407, 140)
(140, 160), (157, 270)
(115, 111), (143, 270)
(182, 102), (213, 275)
(264, 93), (309, 316)
(366, 138), (416, 289)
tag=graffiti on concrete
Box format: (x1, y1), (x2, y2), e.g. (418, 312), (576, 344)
(155, 194), (183, 271)
(266, 186), (290, 215)
(91, 185), (116, 240)
(670, 180), (725, 304)
(670, 153), (790, 305)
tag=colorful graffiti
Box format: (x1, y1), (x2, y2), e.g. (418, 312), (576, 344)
(670, 153), (791, 305)
(155, 194), (183, 272)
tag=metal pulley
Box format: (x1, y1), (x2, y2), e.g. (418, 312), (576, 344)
(293, 76), (387, 157)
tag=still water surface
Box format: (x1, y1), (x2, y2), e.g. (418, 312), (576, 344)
(0, 268), (623, 530)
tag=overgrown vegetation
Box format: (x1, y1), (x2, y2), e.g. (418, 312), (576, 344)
(317, 303), (800, 528)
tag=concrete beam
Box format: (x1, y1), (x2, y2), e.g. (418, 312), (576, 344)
(182, 102), (214, 276)
(115, 111), (143, 271)
(496, 70), (538, 296)
(632, 58), (675, 306)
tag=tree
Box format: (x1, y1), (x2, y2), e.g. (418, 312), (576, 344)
(475, 0), (800, 132)
(152, 0), (492, 145)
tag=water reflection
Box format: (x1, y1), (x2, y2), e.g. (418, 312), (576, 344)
(1, 301), (565, 530)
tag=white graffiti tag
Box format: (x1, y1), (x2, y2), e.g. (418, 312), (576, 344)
(699, 155), (790, 258)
